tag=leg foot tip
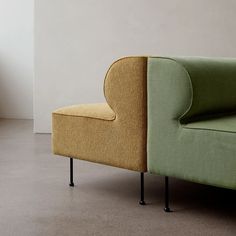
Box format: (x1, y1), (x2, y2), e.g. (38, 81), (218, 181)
(164, 207), (172, 212)
(69, 183), (74, 187)
(139, 200), (146, 205)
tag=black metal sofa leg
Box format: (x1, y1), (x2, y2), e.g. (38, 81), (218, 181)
(69, 158), (74, 187)
(69, 160), (147, 205)
(164, 176), (171, 212)
(139, 172), (146, 205)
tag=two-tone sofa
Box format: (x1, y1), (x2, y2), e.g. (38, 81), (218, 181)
(52, 56), (236, 211)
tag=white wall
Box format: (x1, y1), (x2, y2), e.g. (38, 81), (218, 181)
(0, 0), (33, 119)
(35, 0), (236, 133)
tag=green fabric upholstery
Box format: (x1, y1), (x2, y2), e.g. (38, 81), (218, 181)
(147, 57), (236, 190)
(176, 57), (236, 124)
(184, 115), (236, 132)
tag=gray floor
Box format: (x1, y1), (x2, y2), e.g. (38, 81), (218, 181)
(0, 119), (236, 236)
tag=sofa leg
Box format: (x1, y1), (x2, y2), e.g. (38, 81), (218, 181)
(164, 176), (171, 212)
(139, 172), (146, 205)
(69, 158), (74, 187)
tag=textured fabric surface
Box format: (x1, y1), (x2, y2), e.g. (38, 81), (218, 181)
(184, 114), (236, 132)
(148, 57), (236, 190)
(174, 57), (236, 124)
(53, 103), (115, 121)
(52, 57), (147, 172)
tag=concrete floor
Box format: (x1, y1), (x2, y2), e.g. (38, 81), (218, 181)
(0, 119), (236, 236)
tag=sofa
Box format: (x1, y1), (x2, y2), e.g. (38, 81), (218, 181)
(148, 56), (236, 210)
(52, 57), (147, 205)
(52, 56), (236, 210)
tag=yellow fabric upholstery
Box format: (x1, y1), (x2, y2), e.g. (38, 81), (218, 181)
(54, 103), (115, 121)
(52, 57), (147, 172)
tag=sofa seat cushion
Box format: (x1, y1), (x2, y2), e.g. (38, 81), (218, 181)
(183, 114), (236, 133)
(53, 103), (115, 121)
(52, 103), (146, 171)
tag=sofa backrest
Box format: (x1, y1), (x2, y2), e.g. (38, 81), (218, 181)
(174, 57), (236, 123)
(148, 57), (236, 124)
(104, 57), (147, 127)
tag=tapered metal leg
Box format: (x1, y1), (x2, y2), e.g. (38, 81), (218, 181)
(164, 176), (171, 212)
(69, 158), (74, 187)
(139, 172), (146, 205)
